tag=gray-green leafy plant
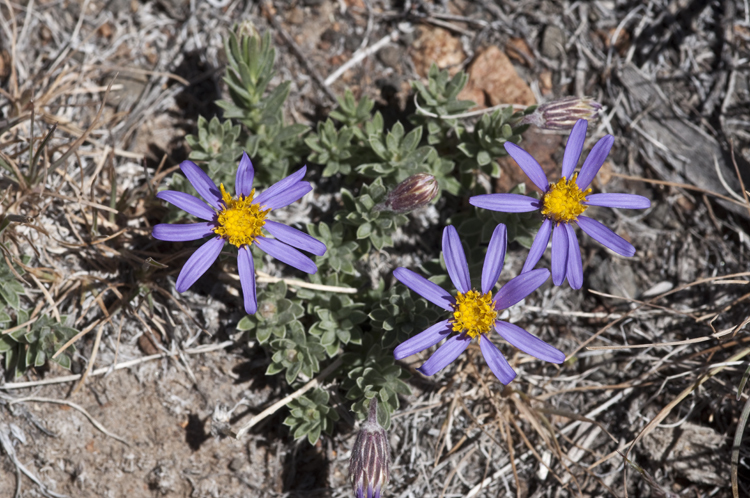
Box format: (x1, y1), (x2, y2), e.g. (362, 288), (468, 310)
(171, 26), (577, 444)
(0, 259), (78, 379)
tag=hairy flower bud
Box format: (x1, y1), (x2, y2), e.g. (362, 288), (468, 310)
(520, 97), (602, 130)
(349, 398), (390, 498)
(375, 173), (439, 213)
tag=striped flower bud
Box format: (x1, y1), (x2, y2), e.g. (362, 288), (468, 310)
(520, 97), (602, 130)
(375, 173), (439, 213)
(349, 398), (390, 498)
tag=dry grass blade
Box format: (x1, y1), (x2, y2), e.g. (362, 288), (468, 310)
(732, 393), (750, 498)
(4, 396), (129, 446)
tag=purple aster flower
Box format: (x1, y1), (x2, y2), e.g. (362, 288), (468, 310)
(152, 153), (326, 314)
(392, 224), (564, 384)
(469, 119), (650, 289)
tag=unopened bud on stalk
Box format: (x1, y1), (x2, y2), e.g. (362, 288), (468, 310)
(349, 398), (390, 498)
(519, 97), (602, 130)
(375, 173), (439, 213)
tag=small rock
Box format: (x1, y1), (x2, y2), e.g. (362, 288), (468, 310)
(541, 25), (566, 59)
(377, 45), (401, 69)
(229, 457), (244, 471)
(411, 26), (465, 77)
(302, 0), (324, 6)
(458, 45), (536, 108)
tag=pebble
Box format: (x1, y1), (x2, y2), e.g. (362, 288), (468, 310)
(377, 45), (401, 69)
(541, 25), (566, 59)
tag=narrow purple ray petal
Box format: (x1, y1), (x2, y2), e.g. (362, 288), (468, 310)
(236, 152), (255, 198)
(561, 119), (587, 179)
(551, 223), (569, 285)
(564, 223), (583, 290)
(175, 236), (224, 292)
(152, 222), (215, 242)
(264, 220), (327, 256)
(576, 135), (614, 190)
(179, 160), (222, 209)
(393, 268), (455, 311)
(481, 224), (507, 294)
(479, 336), (516, 384)
(254, 166), (308, 207)
(255, 236), (317, 274)
(584, 193), (651, 210)
(503, 142), (549, 191)
(393, 319), (452, 360)
(469, 193), (541, 213)
(494, 268), (549, 310)
(417, 335), (470, 376)
(522, 218), (552, 273)
(258, 181), (312, 210)
(442, 226), (471, 294)
(577, 215), (636, 257)
(495, 320), (566, 363)
(156, 190), (216, 221)
(237, 246), (257, 314)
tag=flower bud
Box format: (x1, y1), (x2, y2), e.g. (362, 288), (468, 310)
(519, 97), (602, 130)
(349, 398), (390, 498)
(375, 173), (439, 213)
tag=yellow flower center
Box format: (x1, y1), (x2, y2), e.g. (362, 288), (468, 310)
(541, 173), (591, 223)
(451, 290), (497, 339)
(213, 184), (270, 247)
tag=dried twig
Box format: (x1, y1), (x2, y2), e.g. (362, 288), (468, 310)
(1, 341), (234, 390)
(324, 31), (399, 87)
(234, 357), (343, 438)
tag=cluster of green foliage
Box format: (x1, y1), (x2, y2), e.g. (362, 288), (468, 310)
(0, 258), (78, 379)
(174, 26), (544, 444)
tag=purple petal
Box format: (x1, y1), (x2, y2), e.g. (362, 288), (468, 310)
(494, 320), (566, 363)
(577, 216), (636, 257)
(179, 160), (222, 210)
(417, 335), (470, 376)
(255, 236), (317, 274)
(442, 226), (471, 294)
(236, 152), (255, 198)
(522, 218), (552, 273)
(561, 119), (587, 179)
(584, 193), (651, 210)
(152, 222), (215, 242)
(469, 193), (541, 213)
(551, 223), (569, 286)
(393, 268), (455, 311)
(478, 336), (516, 384)
(481, 224), (507, 294)
(264, 220), (327, 256)
(564, 223), (583, 290)
(238, 246), (257, 314)
(494, 268), (549, 310)
(258, 182), (312, 210)
(254, 166), (308, 207)
(175, 236), (224, 292)
(393, 319), (452, 360)
(576, 135), (614, 190)
(504, 142), (549, 191)
(156, 190), (216, 221)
